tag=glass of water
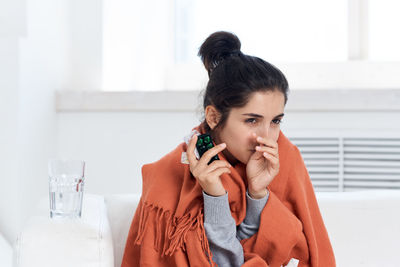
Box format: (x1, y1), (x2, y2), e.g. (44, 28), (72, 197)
(48, 159), (85, 219)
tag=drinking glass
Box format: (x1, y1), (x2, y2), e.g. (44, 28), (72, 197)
(48, 159), (85, 218)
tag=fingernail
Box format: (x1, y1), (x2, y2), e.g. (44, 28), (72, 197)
(256, 146), (260, 150)
(220, 143), (226, 148)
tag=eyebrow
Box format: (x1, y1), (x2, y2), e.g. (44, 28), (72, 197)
(242, 113), (285, 119)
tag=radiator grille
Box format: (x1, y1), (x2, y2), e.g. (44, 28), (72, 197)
(290, 137), (400, 192)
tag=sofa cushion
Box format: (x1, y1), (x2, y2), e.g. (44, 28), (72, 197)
(104, 194), (140, 267)
(316, 190), (400, 267)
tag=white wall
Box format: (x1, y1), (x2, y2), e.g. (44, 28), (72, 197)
(57, 111), (199, 195)
(69, 0), (103, 91)
(14, 0), (71, 245)
(56, 109), (400, 195)
(0, 0), (67, 244)
(0, 0), (105, 245)
(0, 30), (20, 250)
(0, 0), (27, 245)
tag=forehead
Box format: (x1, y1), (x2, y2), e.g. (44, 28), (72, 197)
(232, 91), (285, 116)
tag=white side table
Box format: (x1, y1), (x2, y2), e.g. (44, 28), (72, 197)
(14, 194), (114, 267)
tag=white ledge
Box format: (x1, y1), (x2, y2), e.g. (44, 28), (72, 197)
(56, 89), (400, 112)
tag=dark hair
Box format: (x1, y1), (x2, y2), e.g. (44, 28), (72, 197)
(198, 31), (289, 133)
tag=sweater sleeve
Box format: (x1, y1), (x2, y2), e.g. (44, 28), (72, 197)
(237, 190), (269, 241)
(203, 191), (244, 267)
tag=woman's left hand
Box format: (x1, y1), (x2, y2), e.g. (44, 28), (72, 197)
(246, 133), (280, 199)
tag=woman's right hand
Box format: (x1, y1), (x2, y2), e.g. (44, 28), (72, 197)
(187, 134), (231, 197)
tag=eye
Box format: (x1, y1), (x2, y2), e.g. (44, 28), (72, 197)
(272, 119), (282, 125)
(245, 118), (257, 124)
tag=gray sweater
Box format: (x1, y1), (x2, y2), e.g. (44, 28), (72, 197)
(203, 190), (269, 267)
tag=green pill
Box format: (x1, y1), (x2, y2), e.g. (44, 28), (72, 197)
(196, 138), (203, 146)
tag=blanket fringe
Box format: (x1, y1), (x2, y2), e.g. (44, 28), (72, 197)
(134, 201), (216, 266)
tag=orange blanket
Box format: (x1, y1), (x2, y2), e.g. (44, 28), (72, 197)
(121, 128), (335, 266)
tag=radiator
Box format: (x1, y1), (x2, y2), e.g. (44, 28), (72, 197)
(290, 137), (400, 191)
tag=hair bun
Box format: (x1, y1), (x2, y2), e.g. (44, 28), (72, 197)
(198, 31), (241, 76)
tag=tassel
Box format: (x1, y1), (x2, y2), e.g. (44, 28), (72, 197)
(154, 207), (164, 251)
(134, 202), (155, 244)
(133, 201), (216, 265)
(134, 201), (146, 244)
(196, 210), (217, 267)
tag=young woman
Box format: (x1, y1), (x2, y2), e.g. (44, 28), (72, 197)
(121, 31), (335, 267)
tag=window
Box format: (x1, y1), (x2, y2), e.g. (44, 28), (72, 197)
(175, 0), (348, 63)
(369, 0), (400, 61)
(102, 0), (173, 91)
(102, 0), (400, 91)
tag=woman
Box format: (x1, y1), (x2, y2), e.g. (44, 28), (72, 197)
(121, 31), (335, 267)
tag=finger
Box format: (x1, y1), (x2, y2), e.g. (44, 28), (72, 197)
(205, 160), (231, 173)
(198, 143), (227, 166)
(254, 134), (278, 149)
(257, 137), (277, 149)
(263, 152), (279, 166)
(209, 167), (231, 178)
(187, 134), (199, 166)
(255, 146), (279, 157)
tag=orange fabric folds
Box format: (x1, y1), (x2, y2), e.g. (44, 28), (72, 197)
(121, 129), (336, 267)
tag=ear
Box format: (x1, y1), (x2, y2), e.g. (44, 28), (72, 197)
(205, 105), (221, 130)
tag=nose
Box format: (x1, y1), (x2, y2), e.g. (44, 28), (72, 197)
(257, 123), (270, 139)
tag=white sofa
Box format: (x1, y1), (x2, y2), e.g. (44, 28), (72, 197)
(14, 190), (400, 267)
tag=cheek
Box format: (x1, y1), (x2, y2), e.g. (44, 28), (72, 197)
(271, 128), (280, 142)
(227, 132), (245, 147)
(223, 126), (252, 148)
(234, 127), (253, 142)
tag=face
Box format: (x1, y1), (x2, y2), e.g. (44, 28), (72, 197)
(212, 90), (285, 165)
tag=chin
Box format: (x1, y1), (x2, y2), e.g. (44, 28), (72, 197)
(243, 151), (255, 164)
(226, 149), (250, 165)
(241, 154), (251, 164)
